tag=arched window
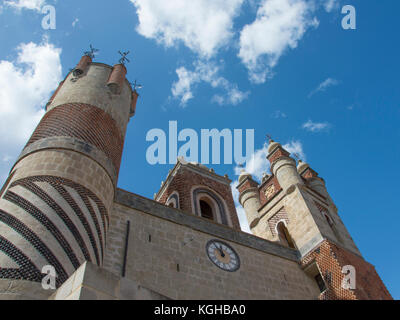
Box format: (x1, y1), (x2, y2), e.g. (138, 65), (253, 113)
(166, 192), (179, 209)
(200, 199), (214, 220)
(192, 188), (230, 226)
(277, 222), (295, 249)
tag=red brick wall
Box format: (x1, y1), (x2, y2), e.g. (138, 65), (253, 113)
(259, 176), (282, 207)
(25, 103), (124, 171)
(267, 147), (290, 165)
(301, 240), (392, 300)
(267, 207), (289, 237)
(237, 178), (258, 194)
(158, 166), (240, 230)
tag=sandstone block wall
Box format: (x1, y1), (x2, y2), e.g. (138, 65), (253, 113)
(103, 191), (321, 300)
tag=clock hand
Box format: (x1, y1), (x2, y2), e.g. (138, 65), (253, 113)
(216, 244), (225, 258)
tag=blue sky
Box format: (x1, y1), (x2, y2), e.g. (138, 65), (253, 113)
(0, 0), (399, 298)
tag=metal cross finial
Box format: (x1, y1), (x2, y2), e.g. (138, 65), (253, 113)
(238, 163), (246, 172)
(266, 134), (273, 142)
(118, 50), (131, 65)
(84, 44), (99, 59)
(132, 80), (143, 91)
(293, 153), (301, 161)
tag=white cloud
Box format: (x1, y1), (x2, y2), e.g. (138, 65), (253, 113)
(171, 60), (249, 107)
(234, 143), (270, 182)
(308, 77), (339, 97)
(0, 39), (62, 185)
(4, 0), (45, 11)
(238, 0), (319, 83)
(211, 86), (249, 106)
(324, 0), (339, 13)
(283, 140), (306, 161)
(302, 120), (331, 132)
(130, 0), (244, 58)
(271, 110), (287, 119)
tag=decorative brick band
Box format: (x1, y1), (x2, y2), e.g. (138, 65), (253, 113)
(50, 183), (102, 263)
(17, 176), (110, 250)
(3, 191), (81, 269)
(10, 176), (108, 260)
(25, 103), (124, 171)
(0, 175), (109, 286)
(0, 235), (43, 284)
(0, 209), (68, 286)
(14, 179), (93, 263)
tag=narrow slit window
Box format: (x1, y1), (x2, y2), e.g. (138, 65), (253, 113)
(277, 222), (295, 249)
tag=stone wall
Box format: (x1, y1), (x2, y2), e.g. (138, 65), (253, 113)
(103, 190), (321, 300)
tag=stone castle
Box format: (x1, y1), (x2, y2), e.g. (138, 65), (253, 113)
(0, 54), (392, 300)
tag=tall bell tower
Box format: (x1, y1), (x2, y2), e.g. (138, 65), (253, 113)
(237, 139), (392, 300)
(0, 52), (139, 296)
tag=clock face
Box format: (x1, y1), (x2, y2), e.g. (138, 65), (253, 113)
(206, 240), (240, 272)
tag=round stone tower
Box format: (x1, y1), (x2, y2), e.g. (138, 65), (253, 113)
(0, 55), (138, 288)
(267, 140), (304, 192)
(237, 170), (261, 229)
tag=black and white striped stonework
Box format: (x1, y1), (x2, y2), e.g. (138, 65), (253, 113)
(0, 176), (108, 287)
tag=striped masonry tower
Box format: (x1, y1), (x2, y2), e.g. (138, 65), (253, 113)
(0, 54), (139, 288)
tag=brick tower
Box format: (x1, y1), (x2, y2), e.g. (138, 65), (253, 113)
(237, 139), (392, 300)
(155, 157), (241, 230)
(0, 53), (138, 295)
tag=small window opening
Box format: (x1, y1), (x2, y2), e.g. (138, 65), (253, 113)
(277, 222), (296, 249)
(315, 273), (327, 293)
(200, 200), (214, 220)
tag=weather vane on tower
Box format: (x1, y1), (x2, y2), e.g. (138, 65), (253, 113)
(293, 153), (301, 162)
(84, 44), (99, 60)
(118, 50), (131, 65)
(132, 80), (143, 91)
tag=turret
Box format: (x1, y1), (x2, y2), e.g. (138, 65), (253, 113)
(237, 170), (261, 229)
(297, 160), (336, 211)
(0, 51), (138, 295)
(267, 140), (303, 193)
